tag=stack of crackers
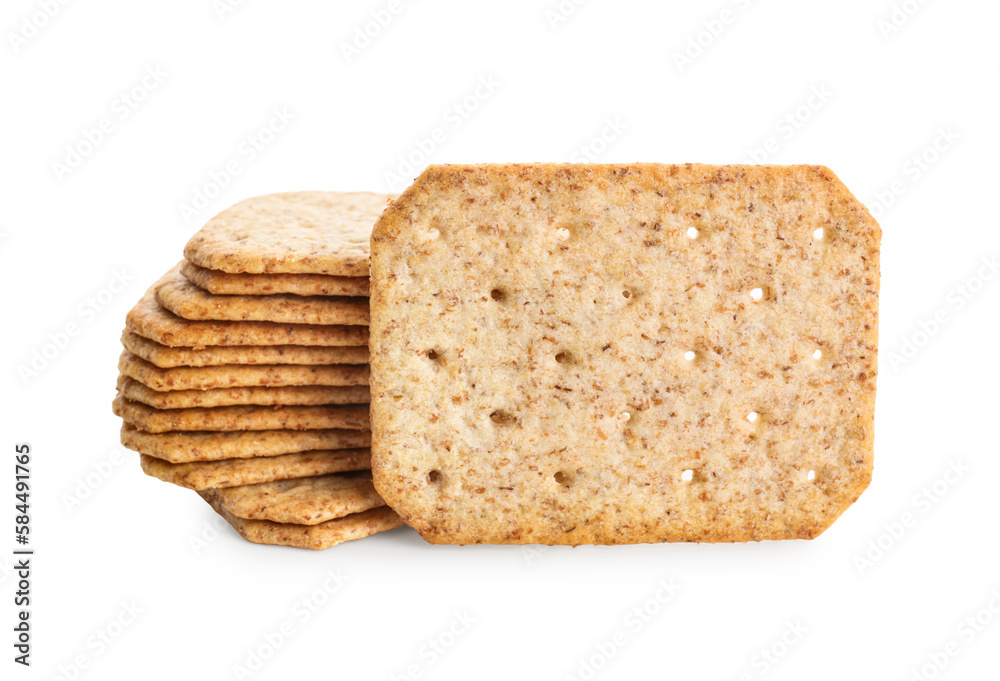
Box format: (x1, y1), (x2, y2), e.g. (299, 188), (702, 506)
(113, 192), (403, 550)
(116, 165), (880, 549)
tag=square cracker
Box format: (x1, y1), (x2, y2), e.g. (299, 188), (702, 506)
(116, 376), (369, 410)
(121, 424), (370, 463)
(199, 495), (403, 550)
(157, 264), (369, 326)
(139, 449), (371, 490)
(118, 351), (368, 391)
(126, 267), (368, 348)
(121, 331), (368, 368)
(113, 395), (369, 433)
(200, 473), (385, 525)
(370, 163), (880, 545)
(181, 261), (370, 297)
(184, 191), (393, 277)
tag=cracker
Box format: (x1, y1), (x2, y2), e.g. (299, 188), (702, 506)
(121, 424), (370, 463)
(121, 331), (368, 368)
(113, 395), (369, 433)
(157, 270), (369, 326)
(184, 191), (392, 277)
(117, 376), (370, 409)
(139, 449), (371, 490)
(199, 495), (403, 550)
(119, 351), (368, 391)
(127, 266), (368, 347)
(182, 261), (370, 297)
(202, 474), (385, 524)
(370, 163), (880, 545)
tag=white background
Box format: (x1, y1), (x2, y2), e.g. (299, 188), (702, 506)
(2, 0), (999, 679)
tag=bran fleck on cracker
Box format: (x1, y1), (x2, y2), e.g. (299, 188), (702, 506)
(370, 163), (880, 545)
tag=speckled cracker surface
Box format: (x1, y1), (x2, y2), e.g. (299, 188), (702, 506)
(199, 495), (402, 550)
(182, 261), (370, 297)
(203, 474), (385, 524)
(117, 376), (369, 409)
(184, 191), (393, 277)
(121, 424), (370, 463)
(121, 331), (368, 368)
(126, 268), (368, 348)
(119, 351), (368, 391)
(370, 163), (880, 545)
(158, 267), (369, 326)
(113, 395), (369, 433)
(139, 449), (371, 490)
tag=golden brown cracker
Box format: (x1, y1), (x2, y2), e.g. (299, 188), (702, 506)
(121, 424), (370, 463)
(181, 261), (370, 297)
(118, 350), (368, 391)
(370, 163), (880, 545)
(126, 266), (368, 347)
(184, 191), (393, 277)
(139, 450), (371, 490)
(121, 330), (368, 368)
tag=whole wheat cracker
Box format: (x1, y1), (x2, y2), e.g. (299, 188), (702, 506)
(121, 330), (368, 368)
(202, 474), (385, 525)
(157, 270), (369, 326)
(119, 351), (368, 391)
(113, 395), (369, 433)
(117, 376), (370, 409)
(139, 449), (371, 490)
(199, 494), (403, 550)
(182, 261), (370, 297)
(184, 191), (393, 277)
(121, 424), (370, 463)
(370, 163), (880, 545)
(127, 267), (368, 347)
